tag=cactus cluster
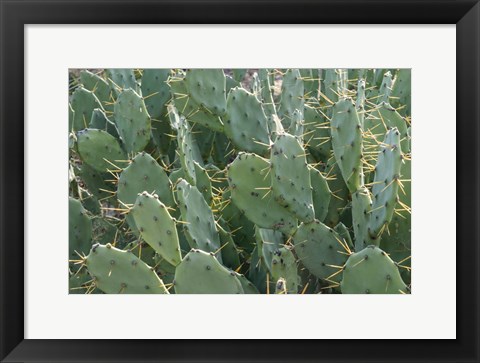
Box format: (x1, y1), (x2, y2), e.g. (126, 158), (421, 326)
(69, 68), (411, 294)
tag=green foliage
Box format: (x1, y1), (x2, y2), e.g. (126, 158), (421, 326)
(70, 68), (411, 294)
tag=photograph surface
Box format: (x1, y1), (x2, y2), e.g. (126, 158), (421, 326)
(68, 68), (411, 294)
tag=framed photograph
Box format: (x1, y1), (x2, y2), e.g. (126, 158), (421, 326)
(1, 0), (478, 362)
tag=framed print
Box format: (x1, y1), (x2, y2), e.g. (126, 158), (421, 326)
(1, 0), (479, 362)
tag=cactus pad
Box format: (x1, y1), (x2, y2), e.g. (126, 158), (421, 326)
(70, 87), (103, 131)
(175, 179), (222, 260)
(227, 152), (297, 234)
(279, 69), (304, 121)
(309, 165), (331, 222)
(368, 128), (402, 240)
(225, 87), (271, 155)
(113, 88), (151, 154)
(117, 152), (173, 230)
(352, 186), (374, 251)
(293, 220), (349, 283)
(174, 249), (243, 294)
(341, 245), (408, 294)
(271, 247), (299, 294)
(331, 98), (363, 193)
(85, 243), (169, 294)
(271, 133), (315, 222)
(77, 129), (126, 172)
(185, 69), (227, 116)
(69, 197), (92, 258)
(130, 192), (182, 266)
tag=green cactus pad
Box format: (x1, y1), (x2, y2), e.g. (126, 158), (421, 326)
(218, 222), (241, 270)
(331, 98), (363, 193)
(175, 179), (222, 260)
(271, 247), (299, 294)
(77, 129), (127, 172)
(69, 103), (75, 132)
(177, 114), (203, 184)
(69, 197), (92, 258)
(141, 69), (171, 119)
(308, 165), (331, 222)
(106, 69), (138, 96)
(235, 273), (259, 294)
(258, 69), (283, 138)
(292, 220), (349, 283)
(170, 77), (224, 132)
(374, 103), (410, 153)
(248, 247), (270, 293)
(334, 222), (354, 250)
(232, 69), (247, 83)
(356, 79), (366, 128)
(225, 75), (240, 93)
(70, 87), (104, 131)
(140, 69), (172, 154)
(113, 88), (151, 154)
(89, 108), (119, 139)
(271, 133), (315, 222)
(300, 68), (319, 99)
(340, 245), (408, 294)
(255, 226), (284, 273)
(80, 70), (112, 112)
(174, 249), (243, 294)
(352, 186), (374, 251)
(380, 157), (411, 274)
(117, 152), (174, 232)
(304, 104), (331, 162)
(77, 164), (114, 200)
(368, 128), (402, 240)
(130, 192), (182, 266)
(279, 69), (304, 122)
(185, 69), (227, 116)
(323, 69), (339, 104)
(169, 168), (186, 185)
(220, 189), (256, 254)
(193, 161), (212, 205)
(391, 69), (411, 116)
(323, 157), (349, 227)
(225, 87), (271, 155)
(378, 71), (393, 104)
(227, 152), (297, 234)
(85, 243), (169, 294)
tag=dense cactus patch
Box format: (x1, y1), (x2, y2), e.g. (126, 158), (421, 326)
(69, 68), (411, 294)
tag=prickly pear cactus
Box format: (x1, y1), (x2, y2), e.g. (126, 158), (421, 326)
(130, 192), (182, 266)
(77, 129), (126, 172)
(341, 245), (408, 294)
(270, 133), (315, 223)
(69, 68), (411, 294)
(174, 249), (243, 294)
(84, 243), (169, 294)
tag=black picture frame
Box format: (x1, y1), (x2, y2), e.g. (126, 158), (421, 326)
(1, 0), (478, 362)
